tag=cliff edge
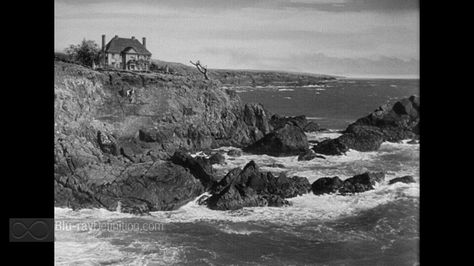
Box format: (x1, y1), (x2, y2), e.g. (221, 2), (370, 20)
(54, 60), (272, 212)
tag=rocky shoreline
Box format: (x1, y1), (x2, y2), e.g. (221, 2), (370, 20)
(54, 59), (419, 214)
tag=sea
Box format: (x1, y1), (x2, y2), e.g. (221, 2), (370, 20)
(55, 78), (420, 265)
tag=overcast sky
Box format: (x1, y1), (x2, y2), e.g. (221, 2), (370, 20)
(55, 0), (419, 78)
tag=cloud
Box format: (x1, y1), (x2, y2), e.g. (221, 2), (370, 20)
(56, 0), (418, 13)
(283, 0), (419, 13)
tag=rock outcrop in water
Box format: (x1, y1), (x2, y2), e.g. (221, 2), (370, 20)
(388, 175), (415, 185)
(54, 60), (280, 212)
(311, 172), (385, 195)
(298, 149), (326, 161)
(204, 161), (311, 210)
(313, 95), (419, 155)
(170, 150), (217, 188)
(243, 123), (310, 156)
(270, 114), (320, 133)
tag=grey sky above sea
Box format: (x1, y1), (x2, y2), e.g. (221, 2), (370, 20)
(54, 0), (419, 78)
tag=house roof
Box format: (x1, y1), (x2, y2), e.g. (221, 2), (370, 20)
(104, 37), (152, 56)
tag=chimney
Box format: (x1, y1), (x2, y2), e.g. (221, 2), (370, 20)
(101, 34), (105, 51)
(115, 35), (118, 38)
(131, 36), (135, 40)
(142, 37), (146, 48)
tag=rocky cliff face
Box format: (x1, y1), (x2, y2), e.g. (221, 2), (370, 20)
(54, 60), (273, 211)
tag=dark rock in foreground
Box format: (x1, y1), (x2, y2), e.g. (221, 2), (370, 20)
(303, 122), (320, 132)
(313, 138), (349, 156)
(243, 124), (309, 156)
(170, 150), (216, 188)
(312, 95), (420, 155)
(227, 149), (242, 157)
(208, 152), (225, 165)
(311, 172), (385, 195)
(311, 176), (343, 195)
(205, 161), (311, 210)
(339, 172), (385, 194)
(55, 161), (205, 214)
(388, 175), (416, 185)
(298, 149), (326, 161)
(265, 163), (286, 168)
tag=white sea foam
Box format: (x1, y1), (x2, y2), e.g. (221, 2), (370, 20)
(302, 84), (326, 88)
(278, 88), (294, 92)
(283, 97), (292, 100)
(55, 233), (185, 266)
(55, 207), (185, 265)
(217, 224), (264, 235)
(305, 131), (343, 142)
(55, 136), (419, 255)
(54, 207), (135, 220)
(142, 182), (418, 226)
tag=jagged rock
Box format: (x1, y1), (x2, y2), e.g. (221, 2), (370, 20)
(208, 152), (225, 165)
(298, 149), (325, 161)
(311, 176), (343, 195)
(242, 103), (272, 135)
(339, 172), (385, 194)
(227, 149), (242, 157)
(303, 122), (320, 132)
(388, 175), (416, 185)
(205, 161), (310, 210)
(210, 167), (242, 194)
(270, 114), (320, 132)
(243, 124), (309, 156)
(310, 172), (385, 196)
(312, 96), (420, 155)
(265, 163), (286, 168)
(266, 195), (290, 207)
(313, 138), (349, 156)
(338, 127), (385, 152)
(97, 131), (118, 155)
(270, 114), (307, 130)
(206, 185), (268, 210)
(170, 150), (216, 187)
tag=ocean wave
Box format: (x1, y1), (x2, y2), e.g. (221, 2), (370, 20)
(217, 223), (264, 235)
(142, 183), (418, 226)
(211, 139), (418, 184)
(305, 131), (343, 142)
(55, 137), (419, 248)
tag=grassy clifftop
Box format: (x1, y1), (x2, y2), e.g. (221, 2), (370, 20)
(54, 53), (336, 87)
(151, 59), (336, 87)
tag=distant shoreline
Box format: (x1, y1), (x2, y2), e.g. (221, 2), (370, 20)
(338, 74), (419, 80)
